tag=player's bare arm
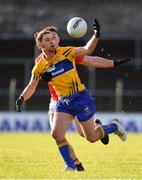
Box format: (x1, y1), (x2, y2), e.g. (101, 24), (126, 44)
(20, 77), (39, 101)
(80, 56), (114, 68)
(74, 19), (100, 57)
(16, 77), (39, 112)
(79, 56), (131, 68)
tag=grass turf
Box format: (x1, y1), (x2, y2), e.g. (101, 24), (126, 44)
(0, 132), (142, 179)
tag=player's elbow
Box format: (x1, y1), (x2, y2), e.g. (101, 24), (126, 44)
(86, 49), (93, 56)
(82, 47), (91, 55)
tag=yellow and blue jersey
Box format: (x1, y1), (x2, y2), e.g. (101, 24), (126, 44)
(32, 46), (85, 98)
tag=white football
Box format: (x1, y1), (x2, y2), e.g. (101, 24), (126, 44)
(67, 17), (87, 38)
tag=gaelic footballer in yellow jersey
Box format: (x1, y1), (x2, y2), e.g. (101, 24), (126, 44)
(16, 23), (127, 171)
(32, 46), (85, 98)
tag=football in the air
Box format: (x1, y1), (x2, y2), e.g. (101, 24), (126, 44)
(67, 17), (87, 38)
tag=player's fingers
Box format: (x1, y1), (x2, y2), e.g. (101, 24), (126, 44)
(15, 104), (21, 112)
(93, 18), (100, 28)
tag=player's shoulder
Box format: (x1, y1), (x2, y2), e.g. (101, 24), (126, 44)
(57, 46), (75, 56)
(58, 46), (75, 52)
(35, 53), (44, 64)
(33, 53), (47, 73)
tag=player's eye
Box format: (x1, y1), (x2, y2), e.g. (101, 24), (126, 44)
(45, 38), (49, 41)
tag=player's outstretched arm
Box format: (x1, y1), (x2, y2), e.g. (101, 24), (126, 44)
(80, 56), (113, 68)
(79, 56), (130, 68)
(74, 18), (100, 57)
(84, 18), (100, 55)
(15, 77), (39, 112)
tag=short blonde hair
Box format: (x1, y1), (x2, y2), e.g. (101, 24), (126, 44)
(34, 26), (58, 43)
(43, 26), (58, 33)
(34, 29), (51, 44)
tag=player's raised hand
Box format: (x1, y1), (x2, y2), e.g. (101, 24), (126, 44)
(15, 96), (24, 112)
(93, 18), (100, 38)
(114, 58), (131, 67)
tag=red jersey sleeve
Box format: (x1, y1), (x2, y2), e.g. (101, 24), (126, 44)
(75, 56), (84, 63)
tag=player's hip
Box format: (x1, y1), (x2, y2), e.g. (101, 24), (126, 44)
(56, 89), (96, 121)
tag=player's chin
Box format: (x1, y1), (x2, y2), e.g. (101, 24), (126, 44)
(50, 46), (56, 51)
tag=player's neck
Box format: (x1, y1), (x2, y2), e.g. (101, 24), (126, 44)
(43, 50), (56, 60)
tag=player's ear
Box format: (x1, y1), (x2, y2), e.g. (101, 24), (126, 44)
(58, 36), (60, 44)
(36, 42), (42, 49)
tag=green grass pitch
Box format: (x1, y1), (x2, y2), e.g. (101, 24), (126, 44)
(0, 132), (142, 179)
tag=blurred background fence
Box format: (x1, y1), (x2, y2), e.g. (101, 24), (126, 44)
(0, 38), (142, 113)
(0, 0), (142, 113)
